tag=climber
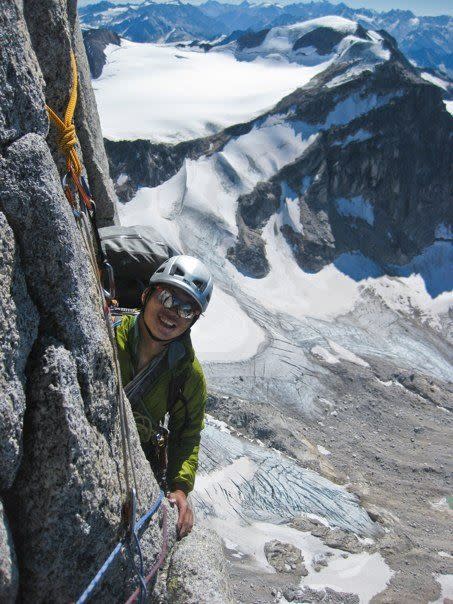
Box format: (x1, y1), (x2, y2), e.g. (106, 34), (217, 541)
(114, 255), (213, 539)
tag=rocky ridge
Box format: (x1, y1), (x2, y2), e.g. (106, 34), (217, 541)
(83, 27), (121, 79)
(106, 21), (452, 287)
(79, 0), (453, 75)
(0, 0), (231, 602)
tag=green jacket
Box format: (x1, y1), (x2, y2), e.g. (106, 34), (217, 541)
(115, 314), (206, 493)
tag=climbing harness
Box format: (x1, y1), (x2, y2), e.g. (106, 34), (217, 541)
(76, 491), (167, 604)
(47, 51), (169, 602)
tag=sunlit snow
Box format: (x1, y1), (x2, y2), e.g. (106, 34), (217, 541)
(191, 287), (266, 362)
(431, 574), (453, 604)
(420, 71), (450, 91)
(94, 40), (327, 142)
(296, 552), (393, 604)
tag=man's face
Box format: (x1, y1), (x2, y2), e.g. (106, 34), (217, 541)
(143, 285), (198, 341)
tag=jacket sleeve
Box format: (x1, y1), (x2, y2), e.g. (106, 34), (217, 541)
(166, 359), (206, 494)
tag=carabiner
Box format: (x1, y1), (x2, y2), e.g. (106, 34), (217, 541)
(61, 171), (77, 209)
(102, 259), (116, 302)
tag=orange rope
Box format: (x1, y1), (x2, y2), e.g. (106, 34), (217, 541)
(46, 51), (82, 176)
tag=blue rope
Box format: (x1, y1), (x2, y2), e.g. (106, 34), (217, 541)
(76, 491), (164, 604)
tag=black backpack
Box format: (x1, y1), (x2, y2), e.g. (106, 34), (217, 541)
(100, 225), (181, 307)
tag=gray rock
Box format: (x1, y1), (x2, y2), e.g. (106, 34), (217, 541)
(291, 515), (330, 539)
(0, 499), (18, 603)
(393, 370), (453, 411)
(0, 211), (38, 490)
(8, 339), (168, 602)
(72, 16), (119, 227)
(0, 135), (110, 368)
(167, 527), (234, 603)
(0, 132), (169, 600)
(264, 540), (306, 575)
(0, 0), (47, 145)
(323, 529), (363, 554)
(312, 553), (329, 572)
(293, 26), (347, 55)
(0, 3), (196, 602)
(283, 585), (360, 603)
(82, 28), (121, 79)
(23, 0), (118, 226)
(226, 215), (270, 278)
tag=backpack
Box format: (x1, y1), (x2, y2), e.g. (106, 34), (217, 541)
(100, 225), (181, 307)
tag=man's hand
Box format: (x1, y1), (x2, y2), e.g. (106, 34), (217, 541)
(167, 488), (193, 539)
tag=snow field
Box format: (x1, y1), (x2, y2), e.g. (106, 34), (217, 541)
(215, 518), (393, 604)
(245, 17), (357, 56)
(120, 115), (452, 352)
(311, 342), (369, 367)
(94, 40), (328, 143)
(114, 29), (452, 370)
(420, 71), (451, 91)
(231, 214), (361, 321)
(296, 551), (393, 604)
(191, 287), (266, 362)
(431, 574), (453, 603)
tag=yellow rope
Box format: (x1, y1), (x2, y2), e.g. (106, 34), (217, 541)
(46, 51), (82, 175)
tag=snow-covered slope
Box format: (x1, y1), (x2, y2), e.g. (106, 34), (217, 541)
(98, 15), (452, 601)
(79, 1), (453, 76)
(94, 39), (328, 142)
(109, 17), (452, 374)
(211, 16), (390, 69)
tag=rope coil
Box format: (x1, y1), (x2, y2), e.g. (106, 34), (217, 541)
(46, 51), (82, 175)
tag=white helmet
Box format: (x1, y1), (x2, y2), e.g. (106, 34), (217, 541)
(150, 255), (213, 312)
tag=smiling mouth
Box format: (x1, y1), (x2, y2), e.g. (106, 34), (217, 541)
(158, 314), (177, 330)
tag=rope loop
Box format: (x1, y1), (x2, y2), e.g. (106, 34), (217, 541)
(46, 50), (82, 176)
(75, 491), (166, 604)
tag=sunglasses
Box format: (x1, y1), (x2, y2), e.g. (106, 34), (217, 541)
(156, 286), (200, 320)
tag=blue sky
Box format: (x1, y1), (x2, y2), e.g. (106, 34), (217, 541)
(331, 0), (452, 16)
(78, 0), (453, 16)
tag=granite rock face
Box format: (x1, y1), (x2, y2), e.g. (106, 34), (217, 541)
(0, 500), (18, 603)
(23, 0), (118, 226)
(0, 211), (37, 491)
(167, 527), (234, 604)
(0, 1), (231, 601)
(0, 0), (48, 144)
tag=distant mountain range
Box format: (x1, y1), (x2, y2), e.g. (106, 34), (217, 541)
(79, 0), (453, 76)
(105, 16), (452, 290)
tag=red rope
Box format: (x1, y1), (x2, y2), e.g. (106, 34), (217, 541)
(124, 505), (169, 604)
